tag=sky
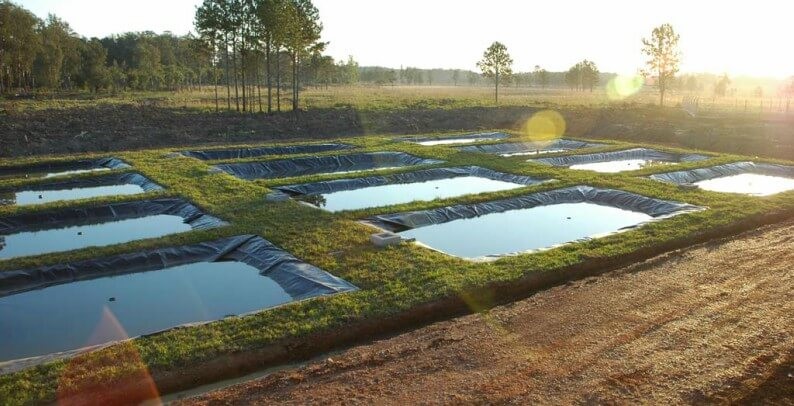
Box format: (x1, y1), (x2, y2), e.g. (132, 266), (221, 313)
(20, 0), (794, 78)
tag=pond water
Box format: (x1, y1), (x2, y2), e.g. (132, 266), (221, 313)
(0, 261), (294, 362)
(417, 137), (498, 146)
(569, 159), (668, 173)
(501, 149), (567, 157)
(694, 173), (794, 196)
(2, 184), (146, 206)
(399, 202), (652, 259)
(0, 215), (192, 259)
(303, 176), (524, 212)
(0, 168), (112, 181)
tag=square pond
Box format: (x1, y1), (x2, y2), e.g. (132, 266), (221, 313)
(181, 143), (354, 160)
(0, 235), (356, 362)
(214, 152), (444, 180)
(0, 198), (225, 260)
(649, 162), (794, 196)
(529, 148), (708, 173)
(277, 166), (549, 212)
(0, 173), (162, 206)
(459, 139), (605, 157)
(0, 158), (130, 181)
(400, 132), (509, 146)
(369, 186), (702, 260)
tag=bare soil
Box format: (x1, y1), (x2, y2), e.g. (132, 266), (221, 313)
(181, 220), (794, 405)
(2, 105), (793, 159)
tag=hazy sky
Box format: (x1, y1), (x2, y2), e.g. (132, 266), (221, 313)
(20, 0), (793, 77)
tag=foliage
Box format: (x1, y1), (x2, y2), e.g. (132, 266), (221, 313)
(641, 23), (681, 106)
(565, 60), (599, 92)
(477, 41), (513, 103)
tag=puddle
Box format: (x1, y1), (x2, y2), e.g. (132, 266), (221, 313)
(215, 152), (444, 180)
(0, 215), (191, 260)
(0, 173), (163, 206)
(530, 148), (708, 173)
(459, 139), (605, 156)
(279, 166), (548, 212)
(400, 132), (509, 146)
(0, 198), (226, 260)
(181, 143), (354, 160)
(649, 161), (794, 196)
(0, 158), (129, 180)
(400, 203), (652, 258)
(569, 159), (669, 173)
(370, 185), (703, 260)
(0, 235), (357, 364)
(696, 174), (794, 196)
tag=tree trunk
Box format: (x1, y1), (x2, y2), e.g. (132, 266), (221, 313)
(292, 52), (299, 113)
(233, 39), (240, 112)
(266, 37), (272, 114)
(224, 35), (231, 111)
(256, 52), (262, 113)
(276, 49), (281, 112)
(495, 70), (499, 105)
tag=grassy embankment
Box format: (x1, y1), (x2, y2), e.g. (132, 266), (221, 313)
(0, 128), (793, 404)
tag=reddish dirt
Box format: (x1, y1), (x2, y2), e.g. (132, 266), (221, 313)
(2, 104), (793, 159)
(180, 220), (794, 405)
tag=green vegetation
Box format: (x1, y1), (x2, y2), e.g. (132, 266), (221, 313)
(0, 129), (792, 404)
(641, 23), (681, 106)
(477, 41), (513, 104)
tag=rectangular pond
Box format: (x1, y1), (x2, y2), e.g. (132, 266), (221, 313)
(529, 148), (709, 173)
(459, 139), (605, 157)
(649, 161), (794, 196)
(368, 185), (703, 260)
(0, 235), (357, 363)
(0, 198), (226, 260)
(214, 152), (444, 180)
(0, 173), (163, 206)
(398, 132), (509, 146)
(276, 166), (550, 212)
(0, 158), (129, 181)
(181, 143), (354, 160)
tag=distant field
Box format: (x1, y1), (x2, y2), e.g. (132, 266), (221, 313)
(2, 85), (792, 115)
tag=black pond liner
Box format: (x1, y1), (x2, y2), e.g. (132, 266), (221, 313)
(0, 198), (226, 238)
(396, 131), (510, 145)
(458, 139), (605, 155)
(0, 173), (164, 206)
(275, 166), (550, 197)
(368, 185), (703, 233)
(214, 152), (445, 180)
(528, 148), (709, 167)
(181, 143), (355, 160)
(0, 235), (357, 368)
(0, 157), (129, 179)
(648, 161), (794, 185)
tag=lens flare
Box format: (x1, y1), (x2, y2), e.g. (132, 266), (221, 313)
(606, 75), (645, 100)
(522, 110), (566, 141)
(57, 306), (161, 405)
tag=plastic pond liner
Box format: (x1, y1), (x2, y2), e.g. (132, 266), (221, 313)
(528, 148), (709, 173)
(458, 139), (606, 156)
(275, 166), (552, 212)
(0, 157), (129, 180)
(367, 185), (704, 261)
(0, 173), (163, 206)
(0, 235), (357, 364)
(397, 132), (510, 146)
(181, 143), (355, 160)
(0, 198), (226, 260)
(649, 161), (794, 196)
(214, 152), (444, 180)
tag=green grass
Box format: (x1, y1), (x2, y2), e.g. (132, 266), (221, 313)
(0, 130), (793, 404)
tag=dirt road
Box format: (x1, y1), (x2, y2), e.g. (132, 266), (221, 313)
(181, 220), (794, 405)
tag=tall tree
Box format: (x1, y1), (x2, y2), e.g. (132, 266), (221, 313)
(533, 65), (549, 89)
(714, 73), (731, 97)
(641, 23), (681, 107)
(282, 0), (323, 112)
(477, 41), (512, 104)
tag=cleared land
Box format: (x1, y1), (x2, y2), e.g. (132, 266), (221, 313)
(182, 220), (794, 405)
(2, 87), (793, 160)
